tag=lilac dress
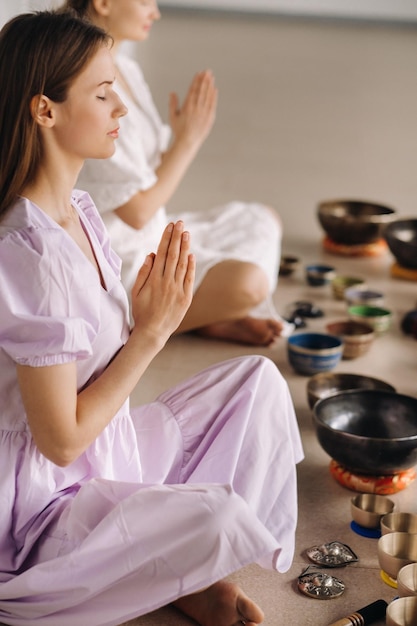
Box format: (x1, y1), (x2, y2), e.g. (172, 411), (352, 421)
(0, 191), (303, 626)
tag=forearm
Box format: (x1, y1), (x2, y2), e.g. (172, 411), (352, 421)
(114, 136), (200, 229)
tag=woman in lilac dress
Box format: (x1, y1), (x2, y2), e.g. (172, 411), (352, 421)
(0, 10), (303, 626)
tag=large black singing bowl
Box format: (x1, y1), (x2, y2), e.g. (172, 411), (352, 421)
(317, 200), (396, 245)
(312, 390), (417, 475)
(384, 218), (417, 269)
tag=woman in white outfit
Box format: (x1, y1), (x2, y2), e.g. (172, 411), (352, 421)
(67, 0), (288, 346)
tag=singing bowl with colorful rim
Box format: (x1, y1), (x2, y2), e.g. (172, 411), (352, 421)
(344, 286), (385, 307)
(312, 389), (417, 475)
(306, 372), (396, 410)
(351, 493), (395, 529)
(331, 275), (366, 300)
(348, 304), (392, 333)
(305, 263), (336, 286)
(287, 332), (343, 376)
(325, 319), (375, 359)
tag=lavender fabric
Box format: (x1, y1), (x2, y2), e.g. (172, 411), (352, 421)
(0, 191), (303, 625)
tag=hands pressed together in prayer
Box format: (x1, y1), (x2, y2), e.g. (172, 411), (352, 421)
(131, 220), (195, 344)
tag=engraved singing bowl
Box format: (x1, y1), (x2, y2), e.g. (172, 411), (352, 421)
(317, 199), (396, 245)
(312, 389), (417, 475)
(378, 532), (417, 581)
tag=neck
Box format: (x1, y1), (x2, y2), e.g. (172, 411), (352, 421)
(21, 161), (80, 225)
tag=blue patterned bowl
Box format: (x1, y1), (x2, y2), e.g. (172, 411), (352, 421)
(287, 332), (343, 376)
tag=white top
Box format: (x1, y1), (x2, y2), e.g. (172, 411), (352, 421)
(77, 55), (282, 302)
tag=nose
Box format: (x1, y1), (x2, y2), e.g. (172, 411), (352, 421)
(152, 1), (161, 20)
(114, 92), (128, 118)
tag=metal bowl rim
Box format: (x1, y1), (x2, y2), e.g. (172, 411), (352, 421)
(313, 389), (417, 443)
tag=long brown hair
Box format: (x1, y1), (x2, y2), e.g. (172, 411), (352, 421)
(0, 11), (111, 218)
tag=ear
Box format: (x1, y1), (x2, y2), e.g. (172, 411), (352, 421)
(30, 94), (56, 128)
(91, 0), (112, 18)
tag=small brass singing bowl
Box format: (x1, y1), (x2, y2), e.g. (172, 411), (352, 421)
(381, 513), (417, 536)
(386, 596), (417, 626)
(378, 532), (417, 582)
(351, 493), (395, 529)
(397, 563), (417, 598)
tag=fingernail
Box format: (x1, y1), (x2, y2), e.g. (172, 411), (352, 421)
(182, 231), (189, 241)
(167, 222), (174, 232)
(175, 220), (184, 230)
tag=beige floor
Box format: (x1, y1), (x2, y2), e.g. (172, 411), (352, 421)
(119, 9), (417, 626)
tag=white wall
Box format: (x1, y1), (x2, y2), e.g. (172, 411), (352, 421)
(2, 0), (417, 25)
(159, 0), (417, 21)
(1, 0), (61, 27)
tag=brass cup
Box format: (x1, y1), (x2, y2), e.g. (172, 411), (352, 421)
(381, 513), (417, 536)
(351, 493), (395, 529)
(378, 532), (417, 581)
(397, 563), (417, 598)
(386, 597), (417, 626)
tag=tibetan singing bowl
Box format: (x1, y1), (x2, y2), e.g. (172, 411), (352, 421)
(351, 493), (395, 529)
(312, 389), (417, 474)
(317, 199), (396, 245)
(384, 218), (417, 269)
(378, 532), (417, 581)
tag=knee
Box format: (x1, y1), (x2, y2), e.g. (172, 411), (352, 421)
(234, 263), (269, 308)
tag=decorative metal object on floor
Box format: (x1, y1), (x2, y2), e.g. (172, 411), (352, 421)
(306, 541), (359, 568)
(297, 565), (345, 599)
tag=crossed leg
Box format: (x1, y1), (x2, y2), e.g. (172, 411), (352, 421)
(175, 260), (283, 346)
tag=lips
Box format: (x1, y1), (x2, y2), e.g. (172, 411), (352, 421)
(108, 127), (120, 138)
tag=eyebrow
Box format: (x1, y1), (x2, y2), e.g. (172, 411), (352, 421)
(98, 78), (116, 87)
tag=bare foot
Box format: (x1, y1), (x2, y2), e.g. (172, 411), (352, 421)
(195, 316), (283, 346)
(173, 580), (264, 626)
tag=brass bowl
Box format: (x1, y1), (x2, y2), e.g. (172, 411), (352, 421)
(381, 513), (417, 536)
(348, 304), (392, 334)
(306, 372), (395, 410)
(318, 199), (396, 245)
(344, 286), (385, 307)
(386, 597), (417, 626)
(332, 275), (366, 300)
(279, 255), (301, 276)
(326, 320), (375, 359)
(351, 493), (395, 529)
(378, 532), (417, 581)
(398, 563), (417, 598)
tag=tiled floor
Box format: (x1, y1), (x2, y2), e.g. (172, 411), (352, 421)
(119, 8), (417, 625)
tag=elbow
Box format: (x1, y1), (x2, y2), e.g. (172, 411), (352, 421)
(114, 198), (149, 230)
(124, 215), (147, 230)
(37, 443), (83, 467)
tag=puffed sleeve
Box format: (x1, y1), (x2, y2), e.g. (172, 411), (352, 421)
(0, 227), (101, 367)
(76, 55), (171, 214)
